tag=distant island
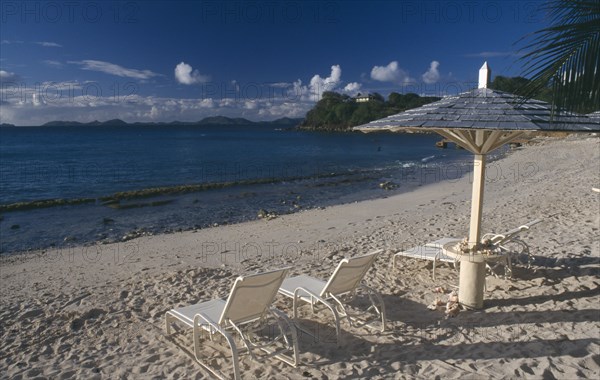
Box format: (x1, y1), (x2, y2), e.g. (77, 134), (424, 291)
(38, 116), (304, 128)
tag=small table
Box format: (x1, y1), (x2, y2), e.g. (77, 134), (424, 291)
(442, 241), (511, 273)
(441, 241), (511, 309)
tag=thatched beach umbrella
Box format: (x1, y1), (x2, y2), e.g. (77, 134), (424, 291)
(354, 62), (600, 309)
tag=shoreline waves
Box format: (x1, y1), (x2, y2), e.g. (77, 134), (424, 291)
(0, 170), (378, 212)
(0, 163), (457, 253)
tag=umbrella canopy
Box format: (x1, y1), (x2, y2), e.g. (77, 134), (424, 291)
(354, 87), (599, 133)
(357, 61), (598, 132)
(354, 62), (600, 309)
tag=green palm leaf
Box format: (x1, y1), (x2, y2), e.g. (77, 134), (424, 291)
(518, 0), (600, 114)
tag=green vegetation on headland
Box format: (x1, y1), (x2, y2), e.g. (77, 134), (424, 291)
(489, 76), (552, 103)
(299, 92), (441, 131)
(490, 76), (596, 113)
(298, 75), (594, 132)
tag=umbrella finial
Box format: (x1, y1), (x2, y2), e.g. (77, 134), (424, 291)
(478, 62), (491, 89)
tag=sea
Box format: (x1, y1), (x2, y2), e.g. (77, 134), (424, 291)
(0, 124), (478, 254)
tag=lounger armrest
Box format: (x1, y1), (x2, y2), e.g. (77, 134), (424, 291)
(293, 286), (324, 304)
(482, 232), (504, 241)
(194, 312), (224, 335)
(497, 237), (529, 250)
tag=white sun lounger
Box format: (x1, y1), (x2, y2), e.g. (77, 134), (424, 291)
(481, 219), (542, 269)
(278, 250), (385, 344)
(394, 219), (542, 279)
(166, 268), (298, 380)
(392, 243), (458, 280)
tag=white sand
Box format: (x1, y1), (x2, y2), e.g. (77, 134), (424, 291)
(1, 136), (599, 379)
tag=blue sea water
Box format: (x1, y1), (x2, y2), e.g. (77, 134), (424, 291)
(0, 124), (474, 253)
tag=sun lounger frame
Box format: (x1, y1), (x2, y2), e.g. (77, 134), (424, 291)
(166, 267), (298, 379)
(278, 250), (385, 344)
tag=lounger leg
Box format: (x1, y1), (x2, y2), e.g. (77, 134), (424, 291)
(524, 245), (532, 269)
(193, 315), (241, 380)
(316, 299), (341, 345)
(505, 255), (512, 279)
(361, 285), (387, 332)
(165, 312), (173, 334)
(269, 309), (300, 367)
(374, 291), (386, 332)
(292, 288), (341, 344)
(292, 294), (299, 319)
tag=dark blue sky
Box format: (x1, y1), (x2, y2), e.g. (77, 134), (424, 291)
(0, 0), (549, 125)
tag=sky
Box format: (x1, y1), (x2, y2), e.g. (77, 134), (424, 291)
(0, 0), (551, 125)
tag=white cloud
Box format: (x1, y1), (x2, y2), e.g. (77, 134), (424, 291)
(0, 70), (19, 82)
(276, 66), (361, 101)
(343, 82), (362, 94)
(174, 62), (210, 85)
(0, 63), (366, 125)
(257, 101), (308, 118)
(1, 40), (60, 48)
(219, 98), (236, 107)
(200, 98), (215, 108)
(149, 106), (160, 119)
(269, 82), (291, 88)
(370, 61), (412, 83)
(309, 64), (341, 98)
(230, 80), (240, 92)
(306, 64), (343, 101)
(371, 61), (399, 82)
(35, 41), (62, 48)
(422, 60), (440, 84)
(70, 60), (160, 80)
(244, 101), (258, 110)
(43, 60), (63, 68)
(39, 80), (83, 91)
(290, 79), (305, 100)
(32, 93), (44, 106)
(0, 85), (313, 125)
(0, 70), (16, 79)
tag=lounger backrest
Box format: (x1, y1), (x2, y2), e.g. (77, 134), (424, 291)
(321, 250), (382, 297)
(219, 267), (291, 325)
(491, 219), (541, 245)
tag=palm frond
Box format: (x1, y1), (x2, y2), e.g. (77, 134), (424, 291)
(517, 0), (600, 114)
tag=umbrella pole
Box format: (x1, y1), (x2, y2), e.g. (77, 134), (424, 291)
(459, 153), (487, 309)
(468, 154), (486, 249)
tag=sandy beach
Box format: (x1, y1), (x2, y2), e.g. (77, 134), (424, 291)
(1, 136), (598, 379)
